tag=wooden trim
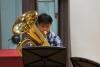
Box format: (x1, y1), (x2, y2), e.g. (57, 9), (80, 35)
(58, 0), (71, 67)
(22, 0), (37, 13)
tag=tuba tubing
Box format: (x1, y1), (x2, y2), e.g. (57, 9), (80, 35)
(12, 10), (50, 54)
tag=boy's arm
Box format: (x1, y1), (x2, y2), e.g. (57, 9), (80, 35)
(54, 35), (63, 47)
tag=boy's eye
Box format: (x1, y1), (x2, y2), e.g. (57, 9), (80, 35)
(41, 25), (45, 27)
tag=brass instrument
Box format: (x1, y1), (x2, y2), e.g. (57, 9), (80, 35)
(12, 10), (50, 54)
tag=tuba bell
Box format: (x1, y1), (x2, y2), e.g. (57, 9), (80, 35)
(12, 10), (50, 54)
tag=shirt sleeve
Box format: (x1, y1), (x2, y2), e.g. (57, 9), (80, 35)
(48, 32), (63, 47)
(53, 35), (63, 47)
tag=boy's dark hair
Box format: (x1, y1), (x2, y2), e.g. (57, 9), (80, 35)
(37, 13), (53, 24)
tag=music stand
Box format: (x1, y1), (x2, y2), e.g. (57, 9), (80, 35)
(22, 46), (66, 67)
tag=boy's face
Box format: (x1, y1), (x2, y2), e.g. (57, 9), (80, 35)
(37, 22), (51, 34)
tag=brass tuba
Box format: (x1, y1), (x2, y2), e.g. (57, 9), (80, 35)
(12, 10), (50, 54)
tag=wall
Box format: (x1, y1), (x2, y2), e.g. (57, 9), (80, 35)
(0, 0), (22, 49)
(70, 0), (100, 62)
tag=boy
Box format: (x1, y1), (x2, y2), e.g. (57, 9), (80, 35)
(36, 13), (62, 47)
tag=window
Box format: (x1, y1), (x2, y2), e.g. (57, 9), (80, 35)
(37, 0), (58, 34)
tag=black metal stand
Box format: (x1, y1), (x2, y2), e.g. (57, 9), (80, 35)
(22, 46), (66, 67)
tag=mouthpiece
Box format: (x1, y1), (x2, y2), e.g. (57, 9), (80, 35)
(44, 31), (48, 35)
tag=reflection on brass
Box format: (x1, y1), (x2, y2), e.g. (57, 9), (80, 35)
(12, 10), (50, 54)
